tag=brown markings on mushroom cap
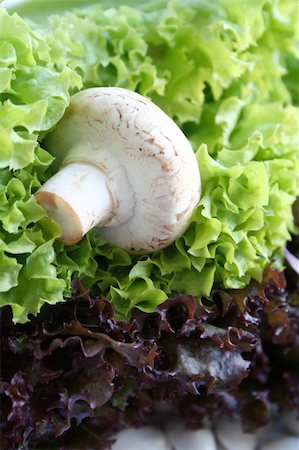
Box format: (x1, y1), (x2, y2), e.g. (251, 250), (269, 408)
(41, 87), (200, 252)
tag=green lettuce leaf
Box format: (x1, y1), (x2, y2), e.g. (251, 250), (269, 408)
(0, 0), (298, 322)
(0, 9), (79, 321)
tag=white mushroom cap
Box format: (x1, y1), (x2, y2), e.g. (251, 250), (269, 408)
(36, 87), (200, 252)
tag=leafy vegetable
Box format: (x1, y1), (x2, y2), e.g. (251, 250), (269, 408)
(1, 249), (299, 449)
(0, 0), (298, 321)
(0, 9), (80, 321)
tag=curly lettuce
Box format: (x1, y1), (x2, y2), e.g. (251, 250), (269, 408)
(0, 10), (81, 321)
(0, 0), (298, 322)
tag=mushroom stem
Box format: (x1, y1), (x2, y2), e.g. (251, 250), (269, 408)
(35, 162), (113, 245)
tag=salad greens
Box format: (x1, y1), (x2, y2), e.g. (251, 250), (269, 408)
(0, 0), (298, 323)
(2, 261), (299, 449)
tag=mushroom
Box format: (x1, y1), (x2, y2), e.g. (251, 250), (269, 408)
(35, 87), (200, 252)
